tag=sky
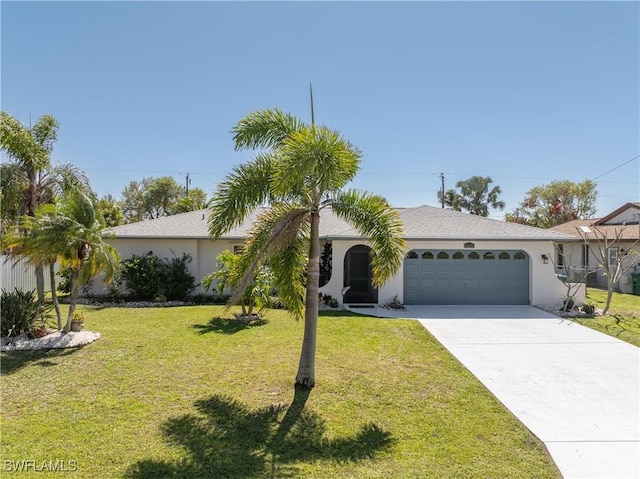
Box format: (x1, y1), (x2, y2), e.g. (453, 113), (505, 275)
(1, 1), (638, 219)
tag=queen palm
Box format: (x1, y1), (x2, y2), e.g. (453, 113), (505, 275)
(208, 109), (406, 388)
(3, 190), (119, 331)
(1, 111), (91, 301)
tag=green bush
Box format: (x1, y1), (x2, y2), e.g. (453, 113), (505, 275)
(120, 251), (196, 302)
(121, 252), (162, 300)
(159, 253), (196, 301)
(1, 289), (51, 337)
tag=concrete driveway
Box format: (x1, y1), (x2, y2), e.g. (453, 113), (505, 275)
(353, 305), (640, 479)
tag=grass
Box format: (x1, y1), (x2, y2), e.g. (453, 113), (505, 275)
(1, 306), (561, 479)
(573, 288), (640, 347)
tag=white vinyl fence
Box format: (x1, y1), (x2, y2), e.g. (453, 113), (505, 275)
(1, 255), (57, 293)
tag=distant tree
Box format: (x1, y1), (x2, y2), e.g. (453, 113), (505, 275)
(438, 176), (505, 217)
(0, 111), (91, 302)
(172, 187), (209, 214)
(96, 195), (124, 227)
(121, 176), (184, 222)
(513, 179), (597, 228)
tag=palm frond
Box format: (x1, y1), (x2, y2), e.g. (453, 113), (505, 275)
(272, 126), (362, 200)
(331, 190), (406, 286)
(231, 109), (305, 151)
(228, 205), (309, 313)
(208, 152), (274, 238)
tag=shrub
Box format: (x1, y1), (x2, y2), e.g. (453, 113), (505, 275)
(159, 253), (196, 301)
(1, 289), (51, 337)
(58, 266), (94, 295)
(120, 251), (196, 302)
(120, 252), (162, 300)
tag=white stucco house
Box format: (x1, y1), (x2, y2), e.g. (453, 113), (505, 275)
(98, 205), (578, 307)
(550, 202), (640, 295)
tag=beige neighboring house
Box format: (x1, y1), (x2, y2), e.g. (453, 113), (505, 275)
(96, 205), (579, 307)
(550, 202), (640, 294)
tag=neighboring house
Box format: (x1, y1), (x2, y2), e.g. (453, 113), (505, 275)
(549, 202), (640, 294)
(97, 205), (577, 307)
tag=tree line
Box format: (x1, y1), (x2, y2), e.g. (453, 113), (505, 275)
(439, 175), (597, 227)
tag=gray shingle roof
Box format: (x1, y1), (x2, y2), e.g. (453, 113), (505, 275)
(104, 205), (576, 242)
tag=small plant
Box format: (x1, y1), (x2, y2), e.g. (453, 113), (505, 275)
(154, 294), (167, 303)
(1, 289), (52, 337)
(384, 295), (406, 310)
(72, 311), (86, 323)
(329, 298), (339, 308)
(562, 298), (575, 312)
(581, 304), (595, 315)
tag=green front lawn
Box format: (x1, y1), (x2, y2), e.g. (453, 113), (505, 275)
(1, 306), (560, 478)
(576, 288), (640, 347)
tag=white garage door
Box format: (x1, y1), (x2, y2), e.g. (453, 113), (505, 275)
(404, 249), (530, 305)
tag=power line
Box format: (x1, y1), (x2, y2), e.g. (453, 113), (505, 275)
(591, 154), (639, 181)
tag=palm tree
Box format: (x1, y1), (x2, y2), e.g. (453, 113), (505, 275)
(3, 191), (119, 331)
(440, 176), (505, 217)
(1, 111), (91, 301)
(208, 109), (406, 388)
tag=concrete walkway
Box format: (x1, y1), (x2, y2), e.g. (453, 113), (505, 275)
(349, 305), (640, 479)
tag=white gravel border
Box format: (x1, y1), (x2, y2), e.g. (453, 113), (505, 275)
(1, 330), (100, 351)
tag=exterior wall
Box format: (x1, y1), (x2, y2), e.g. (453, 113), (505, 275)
(95, 236), (572, 307)
(321, 239), (570, 307)
(89, 238), (245, 296)
(603, 208), (640, 225)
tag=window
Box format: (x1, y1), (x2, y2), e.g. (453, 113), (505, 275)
(453, 251), (464, 260)
(422, 251), (434, 259)
(582, 244), (589, 267)
(498, 252), (510, 260)
(437, 251), (449, 259)
(514, 251), (526, 260)
(483, 252), (495, 260)
(556, 244), (564, 267)
(406, 251), (418, 259)
(468, 252), (480, 260)
(608, 248), (618, 268)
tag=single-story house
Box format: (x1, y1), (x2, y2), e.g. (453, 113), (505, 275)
(549, 202), (640, 294)
(98, 205), (579, 307)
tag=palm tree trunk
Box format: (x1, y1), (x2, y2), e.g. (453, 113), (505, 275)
(49, 262), (62, 329)
(35, 263), (46, 303)
(295, 211), (321, 389)
(64, 269), (81, 332)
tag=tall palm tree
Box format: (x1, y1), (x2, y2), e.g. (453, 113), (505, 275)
(1, 111), (91, 301)
(440, 175), (505, 217)
(3, 191), (119, 331)
(208, 109), (406, 388)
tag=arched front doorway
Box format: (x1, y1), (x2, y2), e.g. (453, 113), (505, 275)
(343, 245), (378, 304)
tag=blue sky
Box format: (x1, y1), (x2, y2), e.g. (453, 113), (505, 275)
(2, 1), (638, 219)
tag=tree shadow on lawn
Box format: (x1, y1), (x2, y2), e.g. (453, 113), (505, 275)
(125, 386), (394, 479)
(192, 316), (268, 335)
(1, 347), (81, 375)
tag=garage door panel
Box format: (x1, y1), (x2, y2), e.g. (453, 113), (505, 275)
(404, 249), (529, 305)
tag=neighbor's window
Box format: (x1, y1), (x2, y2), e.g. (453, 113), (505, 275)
(608, 247), (618, 268)
(582, 244), (589, 267)
(556, 244), (564, 267)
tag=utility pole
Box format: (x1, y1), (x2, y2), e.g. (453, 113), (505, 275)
(181, 172), (191, 197)
(309, 82), (315, 126)
(435, 172), (446, 208)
